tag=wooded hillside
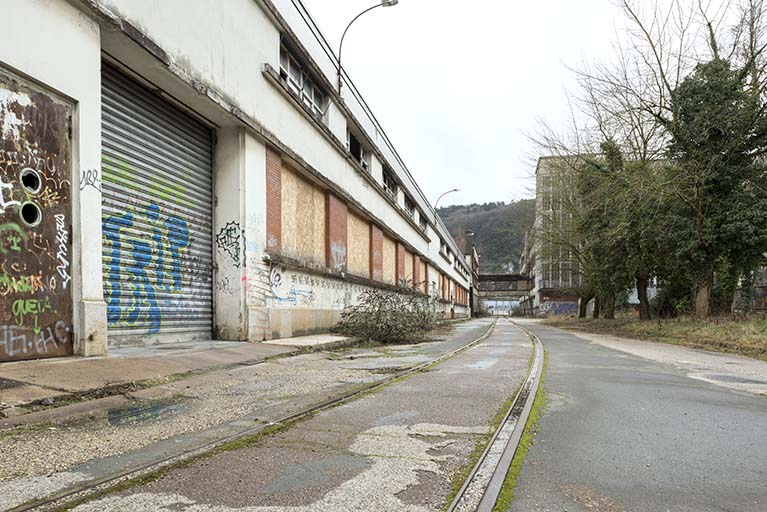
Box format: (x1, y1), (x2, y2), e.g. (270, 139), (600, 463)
(438, 199), (535, 273)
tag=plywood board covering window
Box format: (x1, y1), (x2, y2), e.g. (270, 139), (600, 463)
(404, 249), (414, 284)
(382, 235), (396, 284)
(426, 264), (436, 297)
(347, 211), (370, 277)
(281, 164), (325, 265)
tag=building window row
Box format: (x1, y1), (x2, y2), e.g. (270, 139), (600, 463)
(280, 37), (431, 243)
(279, 43), (327, 120)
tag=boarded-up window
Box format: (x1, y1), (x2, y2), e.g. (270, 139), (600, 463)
(347, 211), (369, 277)
(281, 165), (325, 265)
(404, 249), (414, 285)
(382, 235), (396, 284)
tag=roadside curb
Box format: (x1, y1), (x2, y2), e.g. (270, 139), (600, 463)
(0, 337), (361, 429)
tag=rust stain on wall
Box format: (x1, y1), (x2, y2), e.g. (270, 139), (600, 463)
(0, 68), (73, 362)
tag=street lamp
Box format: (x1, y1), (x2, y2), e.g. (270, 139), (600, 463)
(337, 0), (399, 96)
(434, 188), (460, 220)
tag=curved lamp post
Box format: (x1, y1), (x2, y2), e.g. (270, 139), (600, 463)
(337, 0), (399, 96)
(434, 188), (460, 222)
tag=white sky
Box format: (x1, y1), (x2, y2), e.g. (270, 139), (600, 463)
(299, 0), (622, 207)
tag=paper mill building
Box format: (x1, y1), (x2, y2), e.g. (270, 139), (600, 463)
(0, 0), (472, 362)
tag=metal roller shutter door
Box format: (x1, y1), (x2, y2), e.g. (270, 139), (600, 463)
(101, 64), (213, 343)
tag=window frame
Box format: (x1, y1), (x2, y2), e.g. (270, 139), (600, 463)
(383, 167), (399, 199)
(279, 43), (327, 120)
(404, 195), (415, 218)
(347, 130), (370, 172)
(418, 212), (427, 232)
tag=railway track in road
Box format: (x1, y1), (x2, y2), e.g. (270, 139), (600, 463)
(13, 320), (499, 512)
(447, 321), (545, 512)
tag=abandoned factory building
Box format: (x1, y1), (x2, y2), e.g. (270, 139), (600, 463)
(0, 0), (472, 362)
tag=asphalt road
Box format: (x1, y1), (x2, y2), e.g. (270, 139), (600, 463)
(72, 320), (533, 511)
(510, 323), (767, 512)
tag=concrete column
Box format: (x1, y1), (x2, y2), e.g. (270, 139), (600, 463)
(244, 135), (268, 341)
(213, 127), (247, 340)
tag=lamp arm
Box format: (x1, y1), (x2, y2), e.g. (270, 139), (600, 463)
(337, 3), (382, 92)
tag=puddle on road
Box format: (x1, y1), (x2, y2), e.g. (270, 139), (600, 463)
(0, 377), (26, 390)
(463, 358), (498, 370)
(106, 398), (186, 427)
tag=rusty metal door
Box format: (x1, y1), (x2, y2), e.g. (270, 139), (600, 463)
(0, 68), (73, 362)
(101, 64), (214, 344)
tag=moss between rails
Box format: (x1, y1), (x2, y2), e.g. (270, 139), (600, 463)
(441, 344), (534, 511)
(547, 317), (767, 362)
(492, 348), (549, 512)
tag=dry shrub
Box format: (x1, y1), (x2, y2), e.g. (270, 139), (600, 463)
(336, 287), (438, 344)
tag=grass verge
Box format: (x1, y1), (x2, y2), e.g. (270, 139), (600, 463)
(547, 317), (767, 362)
(492, 347), (549, 511)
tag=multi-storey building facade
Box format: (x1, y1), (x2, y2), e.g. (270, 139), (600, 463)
(0, 0), (471, 362)
(524, 156), (581, 315)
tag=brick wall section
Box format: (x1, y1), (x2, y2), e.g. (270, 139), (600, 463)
(369, 224), (383, 281)
(325, 192), (348, 272)
(395, 243), (406, 286)
(265, 147), (282, 252)
(412, 254), (420, 290)
(423, 261), (429, 294)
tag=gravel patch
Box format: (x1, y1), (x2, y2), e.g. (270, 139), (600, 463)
(0, 353), (384, 481)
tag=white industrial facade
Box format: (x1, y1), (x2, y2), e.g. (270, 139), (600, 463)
(0, 0), (472, 359)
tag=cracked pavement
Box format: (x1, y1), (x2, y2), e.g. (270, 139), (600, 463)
(67, 320), (532, 512)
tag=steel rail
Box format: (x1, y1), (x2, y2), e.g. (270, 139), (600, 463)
(446, 320), (544, 512)
(13, 320), (497, 512)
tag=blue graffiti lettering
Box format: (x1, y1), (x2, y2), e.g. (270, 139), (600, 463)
(103, 201), (191, 334)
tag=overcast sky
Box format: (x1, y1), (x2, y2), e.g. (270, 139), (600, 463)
(299, 0), (622, 207)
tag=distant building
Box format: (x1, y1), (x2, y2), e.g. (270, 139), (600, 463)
(461, 231), (481, 315)
(521, 157), (581, 316)
(477, 274), (530, 315)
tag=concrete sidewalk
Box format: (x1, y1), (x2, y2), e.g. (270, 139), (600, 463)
(0, 320), (494, 510)
(0, 334), (352, 415)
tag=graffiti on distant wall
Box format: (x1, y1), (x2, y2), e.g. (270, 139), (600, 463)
(54, 213), (70, 289)
(103, 201), (191, 335)
(216, 221), (242, 268)
(0, 176), (20, 213)
(266, 264), (379, 310)
(79, 168), (101, 192)
(540, 301), (578, 316)
(1, 70), (74, 361)
(329, 242), (347, 273)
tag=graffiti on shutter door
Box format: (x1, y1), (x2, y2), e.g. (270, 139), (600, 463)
(0, 68), (73, 362)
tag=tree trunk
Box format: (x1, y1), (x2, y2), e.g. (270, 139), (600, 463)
(578, 294), (593, 318)
(636, 273), (651, 321)
(694, 281), (711, 319)
(604, 291), (616, 320)
(592, 296), (601, 319)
